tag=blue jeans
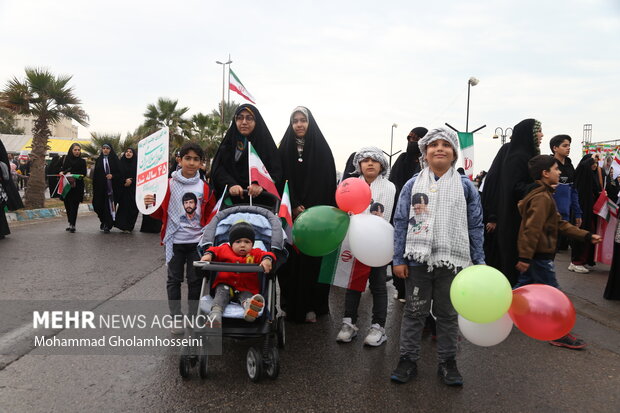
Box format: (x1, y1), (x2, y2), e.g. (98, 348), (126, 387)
(514, 259), (560, 289)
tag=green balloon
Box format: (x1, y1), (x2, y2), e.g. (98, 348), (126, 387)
(292, 206), (350, 256)
(450, 265), (513, 324)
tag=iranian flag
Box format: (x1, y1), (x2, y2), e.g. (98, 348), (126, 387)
(229, 69), (256, 104)
(55, 175), (71, 198)
(593, 191), (618, 222)
(207, 185), (228, 223)
(593, 191), (618, 265)
(278, 181), (293, 244)
(457, 132), (474, 179)
(248, 142), (280, 199)
(318, 236), (371, 292)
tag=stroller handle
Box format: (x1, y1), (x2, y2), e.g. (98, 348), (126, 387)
(193, 261), (264, 273)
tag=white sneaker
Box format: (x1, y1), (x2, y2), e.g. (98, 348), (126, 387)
(336, 318), (358, 342)
(364, 323), (387, 347)
(568, 263), (589, 274)
(305, 311), (317, 323)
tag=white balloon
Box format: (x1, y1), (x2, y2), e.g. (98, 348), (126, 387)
(458, 313), (513, 347)
(348, 214), (394, 267)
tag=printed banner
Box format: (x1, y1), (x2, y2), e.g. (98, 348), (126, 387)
(136, 128), (169, 215)
(583, 144), (620, 179)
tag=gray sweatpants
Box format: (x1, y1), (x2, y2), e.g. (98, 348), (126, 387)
(211, 284), (253, 311)
(399, 265), (459, 363)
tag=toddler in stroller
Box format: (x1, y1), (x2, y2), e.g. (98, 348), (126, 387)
(183, 197), (287, 382)
(200, 221), (276, 323)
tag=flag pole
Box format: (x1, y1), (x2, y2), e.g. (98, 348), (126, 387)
(248, 142), (253, 207)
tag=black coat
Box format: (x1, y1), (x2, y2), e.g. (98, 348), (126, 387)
(92, 146), (122, 221)
(61, 146), (87, 204)
(114, 150), (139, 231)
(496, 119), (539, 285)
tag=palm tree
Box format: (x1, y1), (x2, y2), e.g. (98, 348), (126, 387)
(143, 98), (191, 153)
(0, 67), (89, 208)
(0, 107), (25, 134)
(211, 100), (240, 133)
(187, 112), (223, 167)
(80, 133), (122, 158)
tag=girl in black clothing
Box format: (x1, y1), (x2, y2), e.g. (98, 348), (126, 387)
(60, 143), (87, 233)
(572, 154), (601, 267)
(114, 148), (139, 233)
(278, 106), (337, 323)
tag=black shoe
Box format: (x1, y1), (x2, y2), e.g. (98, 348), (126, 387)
(65, 226), (71, 231)
(390, 357), (417, 383)
(549, 333), (586, 350)
(70, 226), (76, 233)
(103, 227), (110, 234)
(438, 359), (463, 386)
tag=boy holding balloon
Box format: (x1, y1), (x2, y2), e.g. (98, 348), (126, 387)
(514, 155), (601, 349)
(336, 147), (397, 346)
(390, 128), (484, 386)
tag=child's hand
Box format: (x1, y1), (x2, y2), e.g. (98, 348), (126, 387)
(260, 258), (272, 273)
(515, 261), (530, 273)
(144, 194), (155, 207)
(591, 234), (603, 244)
(200, 254), (212, 262)
(393, 264), (409, 279)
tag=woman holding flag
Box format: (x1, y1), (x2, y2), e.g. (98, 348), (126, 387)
(60, 143), (87, 233)
(210, 104), (282, 204)
(278, 106), (337, 323)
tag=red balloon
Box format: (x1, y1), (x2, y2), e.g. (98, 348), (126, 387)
(335, 178), (372, 214)
(508, 284), (576, 341)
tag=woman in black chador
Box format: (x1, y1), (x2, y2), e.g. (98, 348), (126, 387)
(114, 148), (139, 233)
(210, 104), (282, 203)
(571, 154), (601, 268)
(0, 140), (24, 239)
(46, 153), (63, 198)
(496, 118), (543, 285)
(92, 143), (121, 233)
(278, 106), (337, 323)
(60, 143), (87, 233)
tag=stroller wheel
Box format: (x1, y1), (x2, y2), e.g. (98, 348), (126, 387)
(264, 346), (280, 380)
(179, 355), (191, 379)
(277, 317), (286, 349)
(198, 354), (208, 379)
(246, 347), (263, 382)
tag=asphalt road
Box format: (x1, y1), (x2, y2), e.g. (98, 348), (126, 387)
(1, 214), (619, 413)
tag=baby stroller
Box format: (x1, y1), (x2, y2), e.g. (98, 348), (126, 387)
(179, 191), (287, 382)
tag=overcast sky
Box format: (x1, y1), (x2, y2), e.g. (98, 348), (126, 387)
(2, 0), (619, 172)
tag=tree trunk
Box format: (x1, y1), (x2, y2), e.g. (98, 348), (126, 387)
(24, 116), (51, 209)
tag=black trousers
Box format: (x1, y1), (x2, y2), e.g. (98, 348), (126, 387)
(64, 199), (80, 226)
(167, 243), (202, 316)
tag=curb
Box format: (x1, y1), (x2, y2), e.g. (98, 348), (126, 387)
(6, 204), (94, 222)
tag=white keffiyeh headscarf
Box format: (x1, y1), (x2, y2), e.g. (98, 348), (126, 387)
(164, 170), (202, 263)
(405, 128), (470, 272)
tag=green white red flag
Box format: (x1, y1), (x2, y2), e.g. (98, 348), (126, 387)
(318, 236), (371, 292)
(56, 175), (71, 198)
(229, 69), (256, 104)
(593, 191), (618, 265)
(278, 181), (293, 244)
(207, 185), (228, 223)
(248, 142), (280, 199)
(457, 132), (474, 179)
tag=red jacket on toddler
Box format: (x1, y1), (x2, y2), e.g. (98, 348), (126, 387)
(206, 244), (276, 294)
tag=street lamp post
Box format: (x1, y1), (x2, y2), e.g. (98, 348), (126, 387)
(216, 58), (233, 126)
(493, 127), (513, 145)
(382, 123), (400, 167)
(466, 77), (479, 133)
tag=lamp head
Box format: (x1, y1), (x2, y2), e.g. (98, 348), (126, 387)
(468, 77), (479, 86)
(392, 123), (398, 128)
(493, 134), (499, 139)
